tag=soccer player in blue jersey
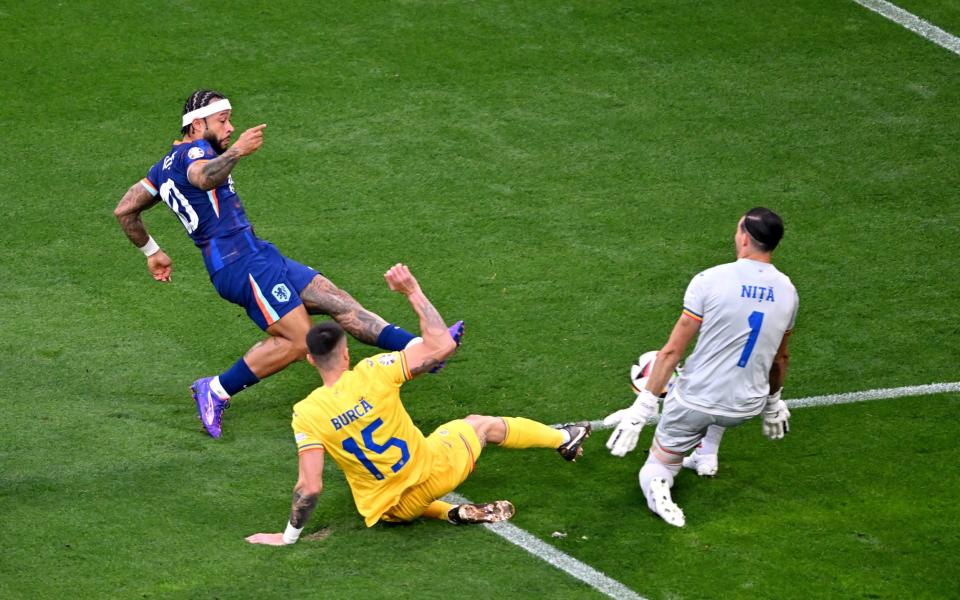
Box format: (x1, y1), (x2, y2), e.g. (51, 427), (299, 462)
(114, 89), (462, 438)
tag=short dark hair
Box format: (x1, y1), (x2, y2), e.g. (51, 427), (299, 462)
(306, 321), (346, 361)
(741, 207), (784, 252)
(180, 89), (226, 135)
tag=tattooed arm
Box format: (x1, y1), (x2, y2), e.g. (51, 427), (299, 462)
(245, 448), (325, 546)
(114, 181), (172, 282)
(187, 124), (266, 190)
(384, 263), (458, 377)
(114, 182), (159, 247)
(289, 449), (324, 529)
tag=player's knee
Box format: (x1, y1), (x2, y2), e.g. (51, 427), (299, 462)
(289, 336), (308, 360)
(464, 414), (494, 426)
(279, 323), (310, 361)
(268, 334), (307, 364)
(463, 415), (505, 446)
(651, 439), (684, 465)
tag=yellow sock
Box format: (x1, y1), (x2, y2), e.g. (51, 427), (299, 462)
(423, 500), (455, 521)
(500, 417), (565, 449)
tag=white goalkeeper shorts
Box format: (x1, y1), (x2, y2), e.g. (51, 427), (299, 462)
(655, 399), (752, 454)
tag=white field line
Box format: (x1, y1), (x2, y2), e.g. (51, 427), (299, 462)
(444, 491), (647, 600)
(579, 381), (960, 432)
(852, 0), (960, 56)
(449, 381), (959, 599)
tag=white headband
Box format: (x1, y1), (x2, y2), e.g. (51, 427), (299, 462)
(181, 99), (232, 127)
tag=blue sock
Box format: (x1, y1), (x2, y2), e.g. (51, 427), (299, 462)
(219, 358), (261, 397)
(376, 324), (417, 351)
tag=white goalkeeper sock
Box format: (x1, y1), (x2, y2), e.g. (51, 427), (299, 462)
(697, 425), (726, 456)
(639, 458), (681, 512)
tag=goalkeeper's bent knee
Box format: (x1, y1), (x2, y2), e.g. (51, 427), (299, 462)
(650, 437), (684, 465)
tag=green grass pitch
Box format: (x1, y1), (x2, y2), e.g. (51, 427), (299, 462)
(1, 1), (958, 598)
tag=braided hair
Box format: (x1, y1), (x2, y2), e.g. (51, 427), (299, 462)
(180, 89), (226, 135)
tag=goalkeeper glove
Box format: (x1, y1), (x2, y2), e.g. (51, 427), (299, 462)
(762, 388), (791, 440)
(604, 389), (659, 457)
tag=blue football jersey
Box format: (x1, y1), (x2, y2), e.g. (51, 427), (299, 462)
(141, 139), (264, 274)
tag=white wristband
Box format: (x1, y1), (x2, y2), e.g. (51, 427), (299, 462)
(139, 236), (160, 257)
(282, 521), (303, 544)
(767, 387), (782, 405)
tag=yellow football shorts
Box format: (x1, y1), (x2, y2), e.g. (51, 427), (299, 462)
(381, 419), (482, 522)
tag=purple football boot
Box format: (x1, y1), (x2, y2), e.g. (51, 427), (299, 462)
(430, 320), (465, 373)
(191, 376), (229, 438)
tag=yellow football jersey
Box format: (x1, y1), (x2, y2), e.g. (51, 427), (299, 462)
(291, 351), (432, 527)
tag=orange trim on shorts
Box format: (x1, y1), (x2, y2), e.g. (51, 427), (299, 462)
(248, 274), (279, 326)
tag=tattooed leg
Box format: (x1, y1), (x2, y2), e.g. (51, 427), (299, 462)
(300, 275), (388, 345)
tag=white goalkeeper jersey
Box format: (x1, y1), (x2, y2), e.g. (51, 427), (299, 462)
(671, 258), (798, 418)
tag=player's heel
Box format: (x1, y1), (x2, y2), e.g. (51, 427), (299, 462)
(447, 500), (515, 524)
(556, 421), (592, 461)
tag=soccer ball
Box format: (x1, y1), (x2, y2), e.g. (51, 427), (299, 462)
(629, 351), (680, 397)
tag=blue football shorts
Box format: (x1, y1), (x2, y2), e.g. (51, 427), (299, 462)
(210, 243), (319, 331)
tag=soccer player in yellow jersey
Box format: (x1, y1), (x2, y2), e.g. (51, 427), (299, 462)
(246, 263), (591, 545)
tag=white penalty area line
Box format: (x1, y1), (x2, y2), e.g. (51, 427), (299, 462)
(852, 0), (960, 56)
(444, 492), (647, 600)
(581, 381), (960, 432)
(784, 380), (960, 408)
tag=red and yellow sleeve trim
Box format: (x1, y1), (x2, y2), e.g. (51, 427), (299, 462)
(297, 443), (324, 454)
(682, 307), (703, 322)
(399, 351), (412, 381)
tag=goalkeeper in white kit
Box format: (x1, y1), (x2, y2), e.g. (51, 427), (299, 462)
(605, 208), (798, 527)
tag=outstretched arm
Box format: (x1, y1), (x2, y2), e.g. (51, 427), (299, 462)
(605, 313), (700, 457)
(384, 263), (457, 377)
(246, 448), (325, 546)
(114, 182), (172, 282)
(187, 124), (266, 190)
(645, 314), (700, 396)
